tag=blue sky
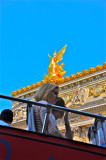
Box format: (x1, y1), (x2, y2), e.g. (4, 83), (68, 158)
(0, 0), (105, 112)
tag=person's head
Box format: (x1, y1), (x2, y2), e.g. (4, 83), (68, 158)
(34, 83), (59, 104)
(0, 109), (13, 124)
(52, 97), (65, 120)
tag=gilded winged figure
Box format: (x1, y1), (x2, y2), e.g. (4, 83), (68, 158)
(44, 45), (67, 80)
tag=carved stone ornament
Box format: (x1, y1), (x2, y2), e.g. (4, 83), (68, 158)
(71, 86), (89, 105)
(13, 107), (26, 122)
(63, 95), (70, 104)
(92, 84), (103, 97)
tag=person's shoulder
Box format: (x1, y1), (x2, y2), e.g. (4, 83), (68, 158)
(38, 100), (48, 104)
(33, 100), (48, 106)
(0, 120), (11, 127)
(33, 100), (48, 110)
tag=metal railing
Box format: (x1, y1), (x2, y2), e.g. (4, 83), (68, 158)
(0, 94), (106, 134)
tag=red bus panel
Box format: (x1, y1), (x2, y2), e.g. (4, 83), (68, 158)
(0, 126), (106, 160)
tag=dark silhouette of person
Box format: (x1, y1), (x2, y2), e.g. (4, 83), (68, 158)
(0, 109), (13, 127)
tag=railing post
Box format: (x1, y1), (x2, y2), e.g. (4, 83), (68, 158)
(27, 104), (36, 132)
(42, 107), (50, 134)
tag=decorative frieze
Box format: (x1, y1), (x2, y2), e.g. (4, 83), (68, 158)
(13, 106), (27, 122)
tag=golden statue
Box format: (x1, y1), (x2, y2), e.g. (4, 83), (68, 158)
(44, 45), (67, 80)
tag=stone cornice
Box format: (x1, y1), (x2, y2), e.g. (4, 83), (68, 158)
(70, 119), (95, 128)
(59, 68), (105, 87)
(59, 70), (106, 94)
(12, 77), (105, 109)
(12, 69), (105, 101)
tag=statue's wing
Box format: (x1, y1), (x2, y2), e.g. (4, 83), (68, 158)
(57, 45), (67, 62)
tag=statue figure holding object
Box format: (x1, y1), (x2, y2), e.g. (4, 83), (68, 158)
(44, 45), (67, 80)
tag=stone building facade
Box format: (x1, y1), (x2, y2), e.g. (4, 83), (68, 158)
(11, 63), (106, 143)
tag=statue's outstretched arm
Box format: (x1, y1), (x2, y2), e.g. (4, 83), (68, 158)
(48, 53), (52, 59)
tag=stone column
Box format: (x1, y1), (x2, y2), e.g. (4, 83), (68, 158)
(72, 127), (81, 141)
(81, 127), (89, 143)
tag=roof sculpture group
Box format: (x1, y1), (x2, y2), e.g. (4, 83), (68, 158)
(44, 45), (67, 81)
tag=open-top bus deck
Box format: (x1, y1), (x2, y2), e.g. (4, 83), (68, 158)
(0, 95), (106, 160)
